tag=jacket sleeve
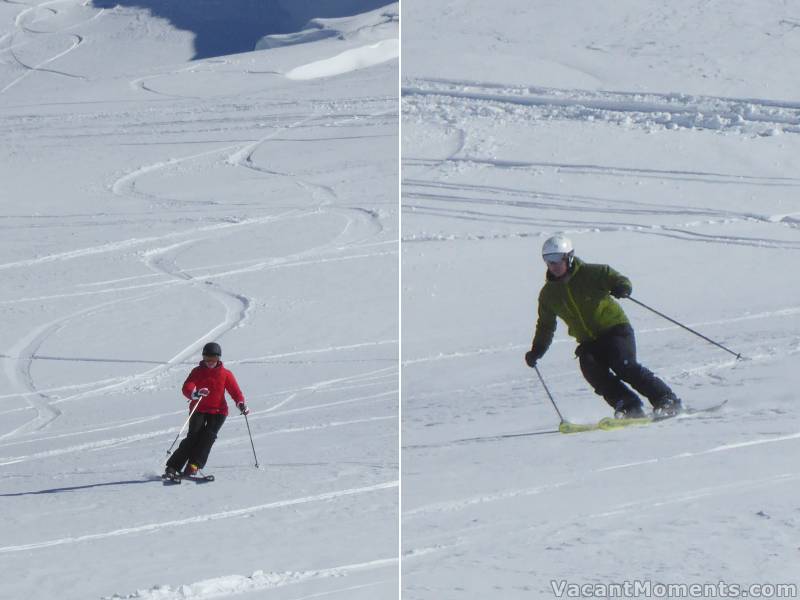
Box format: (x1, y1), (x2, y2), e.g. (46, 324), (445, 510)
(225, 370), (245, 404)
(182, 368), (199, 400)
(605, 265), (632, 296)
(531, 291), (557, 355)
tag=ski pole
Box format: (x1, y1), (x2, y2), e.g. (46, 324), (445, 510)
(165, 397), (202, 456)
(242, 411), (260, 468)
(534, 365), (565, 424)
(627, 296), (743, 360)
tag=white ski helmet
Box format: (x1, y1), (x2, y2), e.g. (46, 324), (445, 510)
(541, 235), (574, 265)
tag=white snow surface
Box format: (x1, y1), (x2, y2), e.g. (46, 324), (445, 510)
(0, 2), (398, 599)
(257, 3), (398, 51)
(286, 39), (400, 81)
(402, 1), (800, 598)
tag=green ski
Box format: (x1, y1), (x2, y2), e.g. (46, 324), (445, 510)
(558, 400), (728, 434)
(559, 416), (651, 434)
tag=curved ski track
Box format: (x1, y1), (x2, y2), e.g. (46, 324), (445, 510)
(0, 97), (395, 439)
(1, 0), (103, 94)
(0, 288), (167, 440)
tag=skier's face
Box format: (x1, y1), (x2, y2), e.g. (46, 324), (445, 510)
(203, 355), (220, 367)
(546, 256), (568, 278)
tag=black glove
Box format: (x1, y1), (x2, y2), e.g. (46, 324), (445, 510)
(525, 347), (543, 368)
(610, 284), (631, 299)
(236, 401), (250, 416)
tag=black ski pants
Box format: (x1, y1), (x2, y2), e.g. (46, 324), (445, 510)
(167, 412), (226, 471)
(576, 323), (675, 410)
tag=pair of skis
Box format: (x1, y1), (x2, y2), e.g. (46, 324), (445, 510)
(161, 472), (215, 485)
(558, 400), (728, 434)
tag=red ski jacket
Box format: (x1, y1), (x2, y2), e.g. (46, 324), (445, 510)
(182, 361), (244, 416)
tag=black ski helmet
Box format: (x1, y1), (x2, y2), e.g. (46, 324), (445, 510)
(202, 342), (222, 357)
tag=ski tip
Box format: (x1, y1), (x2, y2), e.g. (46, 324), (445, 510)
(683, 399), (729, 415)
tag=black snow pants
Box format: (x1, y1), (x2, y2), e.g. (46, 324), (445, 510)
(166, 412), (226, 471)
(576, 323), (675, 410)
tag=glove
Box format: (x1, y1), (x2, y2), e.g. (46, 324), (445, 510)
(191, 387), (209, 401)
(236, 401), (250, 416)
(610, 284), (631, 299)
(525, 347), (543, 368)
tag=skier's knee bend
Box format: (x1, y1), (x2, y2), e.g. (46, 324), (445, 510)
(611, 358), (643, 380)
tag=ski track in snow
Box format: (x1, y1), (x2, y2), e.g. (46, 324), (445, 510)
(140, 241), (253, 384)
(0, 406), (396, 466)
(405, 430), (800, 518)
(0, 407), (396, 466)
(401, 64), (800, 590)
(1, 0), (103, 94)
(0, 103), (395, 439)
(403, 304), (800, 367)
(0, 235), (396, 306)
(0, 5), (398, 600)
(102, 558), (396, 600)
(400, 473), (800, 566)
(259, 363), (398, 413)
(0, 345), (398, 463)
(0, 346), (396, 410)
(0, 480), (398, 553)
(0, 288), (166, 440)
(403, 78), (800, 135)
(401, 425), (800, 561)
(403, 176), (800, 247)
(0, 213), (300, 272)
(402, 78), (800, 251)
(0, 379), (397, 464)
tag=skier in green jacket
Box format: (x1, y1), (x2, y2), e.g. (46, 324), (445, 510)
(525, 235), (682, 418)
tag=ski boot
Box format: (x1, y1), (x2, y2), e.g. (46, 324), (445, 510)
(614, 401), (647, 420)
(162, 465), (182, 483)
(653, 395), (683, 420)
(183, 463), (199, 477)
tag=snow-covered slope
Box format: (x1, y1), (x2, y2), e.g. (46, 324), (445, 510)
(257, 3), (398, 50)
(402, 1), (800, 598)
(0, 2), (398, 599)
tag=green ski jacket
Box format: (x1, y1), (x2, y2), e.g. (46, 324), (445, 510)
(532, 258), (632, 353)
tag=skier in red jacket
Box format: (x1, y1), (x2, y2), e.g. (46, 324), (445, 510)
(164, 342), (248, 479)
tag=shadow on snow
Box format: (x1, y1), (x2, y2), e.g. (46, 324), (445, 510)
(91, 0), (390, 59)
(0, 477), (161, 497)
